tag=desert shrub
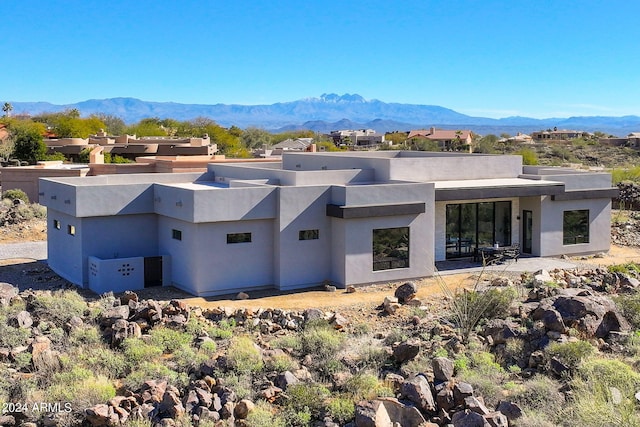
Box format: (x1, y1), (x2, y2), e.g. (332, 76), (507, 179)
(246, 401), (286, 427)
(198, 340), (217, 357)
(343, 373), (393, 400)
(270, 334), (303, 352)
(265, 352), (298, 372)
(28, 289), (86, 327)
(445, 286), (517, 342)
(169, 346), (198, 373)
(608, 262), (640, 276)
(301, 320), (346, 359)
(227, 335), (264, 374)
(545, 340), (595, 371)
(122, 361), (188, 391)
(517, 148), (539, 165)
(221, 373), (254, 400)
(510, 375), (564, 422)
(67, 325), (102, 346)
(122, 338), (162, 365)
(48, 367), (116, 409)
(567, 358), (640, 427)
(285, 382), (330, 420)
(13, 352), (32, 371)
(149, 326), (193, 353)
(614, 291), (640, 329)
(0, 318), (31, 348)
(71, 346), (128, 379)
(383, 329), (409, 345)
(326, 396), (356, 425)
(2, 188), (29, 203)
(207, 318), (235, 339)
(457, 351), (506, 406)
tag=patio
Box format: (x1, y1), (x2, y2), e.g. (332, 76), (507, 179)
(435, 254), (580, 276)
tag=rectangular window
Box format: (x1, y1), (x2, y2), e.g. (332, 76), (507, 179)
(299, 229), (319, 240)
(227, 232), (252, 244)
(68, 225), (76, 236)
(172, 229), (182, 241)
(373, 227), (410, 271)
(53, 220), (61, 230)
(563, 210), (589, 245)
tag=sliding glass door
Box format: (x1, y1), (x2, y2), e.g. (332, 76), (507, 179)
(446, 201), (512, 258)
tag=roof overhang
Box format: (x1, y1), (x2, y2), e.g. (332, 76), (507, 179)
(326, 202), (426, 219)
(434, 178), (565, 201)
(551, 188), (619, 201)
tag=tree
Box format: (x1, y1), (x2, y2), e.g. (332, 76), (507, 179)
(10, 121), (47, 164)
(94, 113), (126, 135)
(240, 127), (272, 150)
(2, 102), (13, 117)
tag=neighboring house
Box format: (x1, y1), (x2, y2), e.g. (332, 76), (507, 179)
(40, 151), (617, 296)
(272, 138), (314, 151)
(531, 130), (590, 141)
(499, 133), (533, 144)
(330, 129), (385, 147)
(407, 127), (473, 151)
(597, 132), (640, 148)
(44, 132), (217, 161)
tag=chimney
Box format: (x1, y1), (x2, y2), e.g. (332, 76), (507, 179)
(89, 146), (104, 164)
(430, 127), (436, 134)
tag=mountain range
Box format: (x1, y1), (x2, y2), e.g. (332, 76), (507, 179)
(9, 94), (640, 136)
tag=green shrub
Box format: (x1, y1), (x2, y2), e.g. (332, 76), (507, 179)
(227, 336), (264, 374)
(343, 373), (393, 400)
(29, 289), (87, 327)
(71, 346), (128, 379)
(2, 188), (29, 203)
(517, 148), (539, 165)
(510, 375), (564, 419)
(545, 340), (595, 371)
(68, 326), (102, 346)
(614, 292), (640, 329)
(122, 361), (188, 391)
(48, 373), (116, 410)
(608, 263), (640, 275)
(301, 320), (345, 359)
(122, 338), (162, 364)
(13, 352), (32, 371)
(0, 318), (31, 348)
(149, 326), (192, 353)
(270, 334), (303, 352)
(246, 401), (286, 427)
(457, 351), (506, 407)
(265, 352), (298, 372)
(327, 396), (356, 425)
(285, 382), (330, 418)
(207, 318), (235, 339)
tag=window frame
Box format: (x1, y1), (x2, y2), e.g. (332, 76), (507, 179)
(67, 225), (76, 236)
(298, 229), (319, 240)
(227, 232), (252, 244)
(172, 229), (182, 241)
(53, 219), (61, 230)
(372, 227), (410, 271)
(563, 209), (590, 245)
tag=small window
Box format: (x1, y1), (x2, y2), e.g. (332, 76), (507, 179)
(299, 229), (319, 240)
(373, 227), (409, 271)
(227, 232), (252, 244)
(68, 225), (76, 236)
(563, 210), (589, 245)
(172, 229), (182, 241)
(53, 220), (61, 230)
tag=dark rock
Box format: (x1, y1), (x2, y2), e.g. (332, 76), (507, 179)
(395, 281), (418, 303)
(234, 399), (255, 419)
(0, 283), (19, 306)
(303, 308), (324, 323)
(453, 382), (474, 405)
(464, 396), (490, 415)
(275, 371), (299, 390)
(400, 375), (436, 413)
(355, 398), (428, 427)
(452, 410), (490, 427)
(8, 310), (33, 328)
(0, 415), (16, 426)
(392, 339), (420, 363)
(99, 305), (130, 327)
(140, 380), (168, 403)
(482, 319), (519, 345)
(120, 290), (139, 306)
(432, 357), (455, 382)
(85, 404), (119, 426)
(496, 401), (522, 420)
(550, 357), (571, 376)
(159, 389), (185, 418)
(484, 411), (508, 427)
(436, 387), (455, 411)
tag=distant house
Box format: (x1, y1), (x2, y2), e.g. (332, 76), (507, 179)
(330, 129), (385, 147)
(531, 129), (590, 141)
(407, 127), (473, 151)
(627, 132), (640, 147)
(272, 138), (314, 151)
(599, 132), (640, 148)
(499, 133), (533, 144)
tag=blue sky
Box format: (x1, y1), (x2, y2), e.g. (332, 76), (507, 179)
(4, 0), (640, 119)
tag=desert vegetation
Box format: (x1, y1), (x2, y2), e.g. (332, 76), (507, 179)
(1, 261), (640, 426)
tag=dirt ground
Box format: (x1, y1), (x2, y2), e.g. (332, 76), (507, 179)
(0, 218), (47, 243)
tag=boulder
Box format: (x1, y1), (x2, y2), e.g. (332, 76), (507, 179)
(275, 371), (299, 390)
(392, 339), (420, 363)
(400, 375), (436, 413)
(485, 411), (508, 427)
(355, 398), (428, 427)
(496, 401), (523, 420)
(0, 283), (19, 307)
(85, 404), (119, 426)
(0, 415), (16, 426)
(9, 310), (33, 328)
(99, 305), (130, 327)
(464, 396), (490, 415)
(394, 281), (418, 303)
(453, 382), (474, 405)
(383, 296), (401, 315)
(451, 410), (490, 427)
(432, 357), (455, 382)
(234, 399), (255, 419)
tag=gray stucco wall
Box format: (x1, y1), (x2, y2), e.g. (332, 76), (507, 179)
(47, 209), (84, 285)
(538, 196), (611, 256)
(275, 186), (333, 290)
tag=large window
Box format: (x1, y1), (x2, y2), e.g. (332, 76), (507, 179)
(446, 201), (512, 258)
(563, 210), (589, 245)
(373, 227), (410, 271)
(299, 229), (319, 240)
(227, 232), (252, 244)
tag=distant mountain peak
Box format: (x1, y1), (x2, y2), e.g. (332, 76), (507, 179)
(319, 93), (366, 103)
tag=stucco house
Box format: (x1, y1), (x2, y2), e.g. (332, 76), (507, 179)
(40, 151), (617, 296)
(407, 128), (474, 151)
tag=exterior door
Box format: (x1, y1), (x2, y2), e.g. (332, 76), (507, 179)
(523, 210), (533, 254)
(144, 256), (163, 287)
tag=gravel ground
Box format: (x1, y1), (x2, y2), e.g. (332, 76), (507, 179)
(0, 241), (47, 261)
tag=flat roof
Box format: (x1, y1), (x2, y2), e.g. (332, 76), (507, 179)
(433, 177), (563, 189)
